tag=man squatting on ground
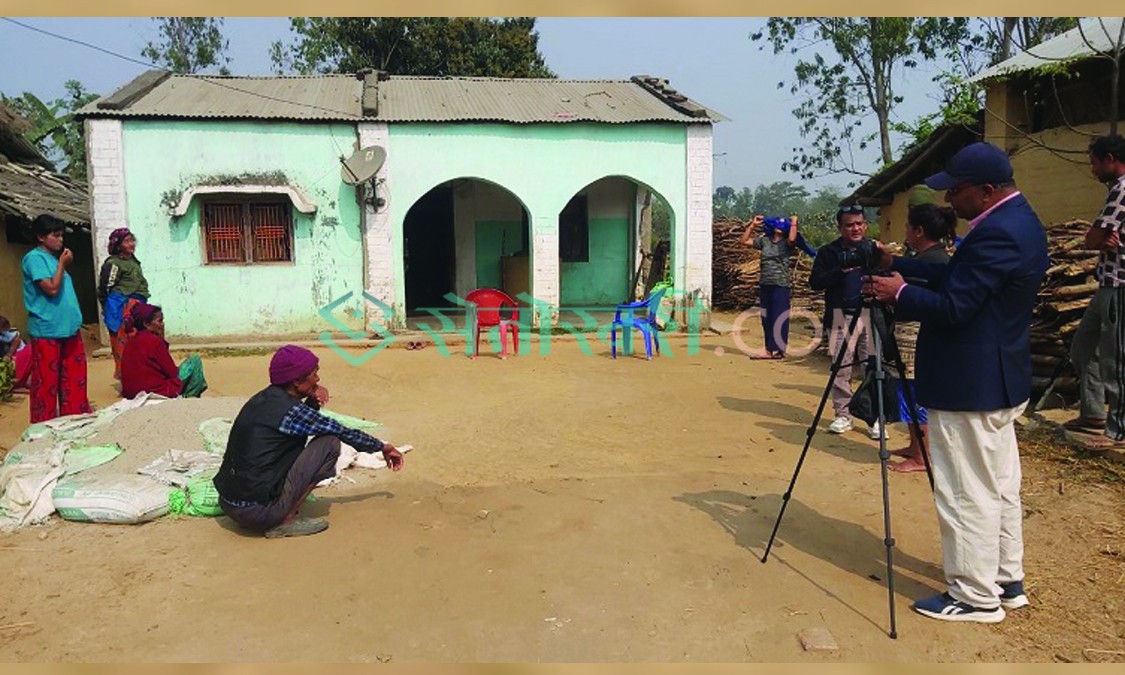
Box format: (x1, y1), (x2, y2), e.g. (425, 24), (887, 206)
(1065, 135), (1125, 450)
(866, 142), (1048, 623)
(214, 344), (404, 538)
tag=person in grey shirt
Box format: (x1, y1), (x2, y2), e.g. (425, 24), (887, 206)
(741, 214), (798, 358)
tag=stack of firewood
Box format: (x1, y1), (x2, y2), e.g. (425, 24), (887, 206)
(1030, 220), (1098, 396)
(711, 217), (821, 316)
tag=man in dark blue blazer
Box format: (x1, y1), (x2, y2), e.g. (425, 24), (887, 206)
(865, 142), (1049, 623)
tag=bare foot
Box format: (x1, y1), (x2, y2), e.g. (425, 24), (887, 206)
(889, 446), (914, 458)
(889, 457), (928, 473)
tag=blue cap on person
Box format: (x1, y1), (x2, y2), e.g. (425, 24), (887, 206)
(924, 142), (1014, 191)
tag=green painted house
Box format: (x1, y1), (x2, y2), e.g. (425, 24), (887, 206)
(77, 71), (723, 339)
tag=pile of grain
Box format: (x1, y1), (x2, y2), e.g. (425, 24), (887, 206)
(79, 397), (245, 478)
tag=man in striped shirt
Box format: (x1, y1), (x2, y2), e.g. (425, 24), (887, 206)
(1067, 135), (1125, 450)
(214, 344), (403, 538)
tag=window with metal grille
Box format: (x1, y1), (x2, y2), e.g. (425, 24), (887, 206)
(202, 201), (293, 264)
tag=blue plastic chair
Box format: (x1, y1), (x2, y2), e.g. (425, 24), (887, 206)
(611, 286), (668, 360)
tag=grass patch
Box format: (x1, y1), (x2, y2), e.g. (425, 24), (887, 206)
(1018, 422), (1125, 488)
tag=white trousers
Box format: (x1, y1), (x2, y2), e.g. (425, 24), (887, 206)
(928, 401), (1027, 609)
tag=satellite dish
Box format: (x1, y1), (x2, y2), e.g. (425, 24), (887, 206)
(341, 145), (386, 185)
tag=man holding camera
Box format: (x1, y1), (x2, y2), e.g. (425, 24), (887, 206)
(865, 142), (1049, 623)
(809, 204), (886, 440)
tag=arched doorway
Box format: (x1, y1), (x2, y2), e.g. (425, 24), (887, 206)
(404, 183), (455, 314)
(557, 176), (674, 307)
(403, 178), (530, 315)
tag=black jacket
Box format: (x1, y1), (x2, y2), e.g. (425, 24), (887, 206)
(213, 386), (307, 504)
(809, 237), (867, 315)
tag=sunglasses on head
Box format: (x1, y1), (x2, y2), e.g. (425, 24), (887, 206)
(837, 204), (864, 214)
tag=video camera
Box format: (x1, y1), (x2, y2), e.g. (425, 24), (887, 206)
(838, 239), (881, 271)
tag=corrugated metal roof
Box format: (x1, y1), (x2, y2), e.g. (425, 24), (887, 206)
(79, 74), (363, 121)
(374, 77), (722, 123)
(970, 17), (1125, 83)
(76, 73), (725, 124)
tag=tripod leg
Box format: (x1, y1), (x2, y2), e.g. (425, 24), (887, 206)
(870, 317), (899, 639)
(884, 331), (936, 492)
(762, 309), (864, 563)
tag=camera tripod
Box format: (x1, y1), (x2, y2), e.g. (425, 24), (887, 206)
(760, 301), (934, 639)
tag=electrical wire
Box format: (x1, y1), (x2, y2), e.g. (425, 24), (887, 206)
(0, 17), (361, 119)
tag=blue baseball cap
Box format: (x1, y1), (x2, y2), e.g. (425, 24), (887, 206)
(924, 142), (1014, 190)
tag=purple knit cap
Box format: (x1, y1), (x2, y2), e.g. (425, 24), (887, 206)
(131, 303), (160, 330)
(108, 228), (133, 255)
(269, 344), (319, 386)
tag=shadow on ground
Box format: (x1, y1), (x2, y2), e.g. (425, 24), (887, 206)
(717, 395), (884, 465)
(674, 488), (945, 632)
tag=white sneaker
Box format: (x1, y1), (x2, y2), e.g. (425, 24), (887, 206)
(828, 417), (854, 434)
(868, 421), (889, 440)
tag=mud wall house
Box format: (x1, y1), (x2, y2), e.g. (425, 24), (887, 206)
(0, 105), (94, 332)
(76, 71), (723, 339)
(843, 114), (982, 244)
(970, 17), (1125, 225)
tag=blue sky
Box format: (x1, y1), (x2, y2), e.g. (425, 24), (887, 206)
(0, 17), (952, 195)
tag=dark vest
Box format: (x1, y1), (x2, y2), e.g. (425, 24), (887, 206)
(214, 386), (306, 504)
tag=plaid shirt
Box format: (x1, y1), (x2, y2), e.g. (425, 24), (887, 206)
(278, 402), (385, 454)
(1095, 174), (1125, 287)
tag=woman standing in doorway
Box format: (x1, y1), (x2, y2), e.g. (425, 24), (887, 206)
(22, 214), (91, 423)
(97, 227), (150, 381)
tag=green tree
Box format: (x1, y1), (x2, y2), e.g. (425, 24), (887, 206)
(750, 181), (809, 217)
(713, 185), (754, 219)
(3, 80), (99, 180)
(712, 183), (846, 247)
(141, 17), (231, 75)
(271, 17), (554, 77)
(752, 18), (969, 180)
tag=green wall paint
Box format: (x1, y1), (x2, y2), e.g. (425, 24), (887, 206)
(121, 120), (365, 337)
(474, 219), (523, 289)
(560, 217), (630, 306)
(388, 123), (685, 316)
(120, 119), (688, 334)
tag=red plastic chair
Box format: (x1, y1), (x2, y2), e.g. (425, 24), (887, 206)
(466, 288), (520, 359)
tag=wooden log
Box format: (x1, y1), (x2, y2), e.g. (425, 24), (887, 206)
(1049, 281), (1098, 298)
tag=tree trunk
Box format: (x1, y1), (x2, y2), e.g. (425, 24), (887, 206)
(1112, 21), (1124, 136)
(1000, 17), (1018, 62)
(868, 19), (893, 167)
(636, 190), (653, 299)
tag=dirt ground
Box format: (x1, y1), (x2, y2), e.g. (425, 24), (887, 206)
(0, 320), (1122, 662)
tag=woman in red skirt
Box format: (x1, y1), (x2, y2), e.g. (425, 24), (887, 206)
(21, 214), (91, 423)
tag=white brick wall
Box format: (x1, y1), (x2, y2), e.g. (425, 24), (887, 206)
(684, 125), (714, 326)
(531, 216), (559, 326)
(85, 119), (129, 344)
(86, 119), (127, 266)
(357, 123), (398, 327)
